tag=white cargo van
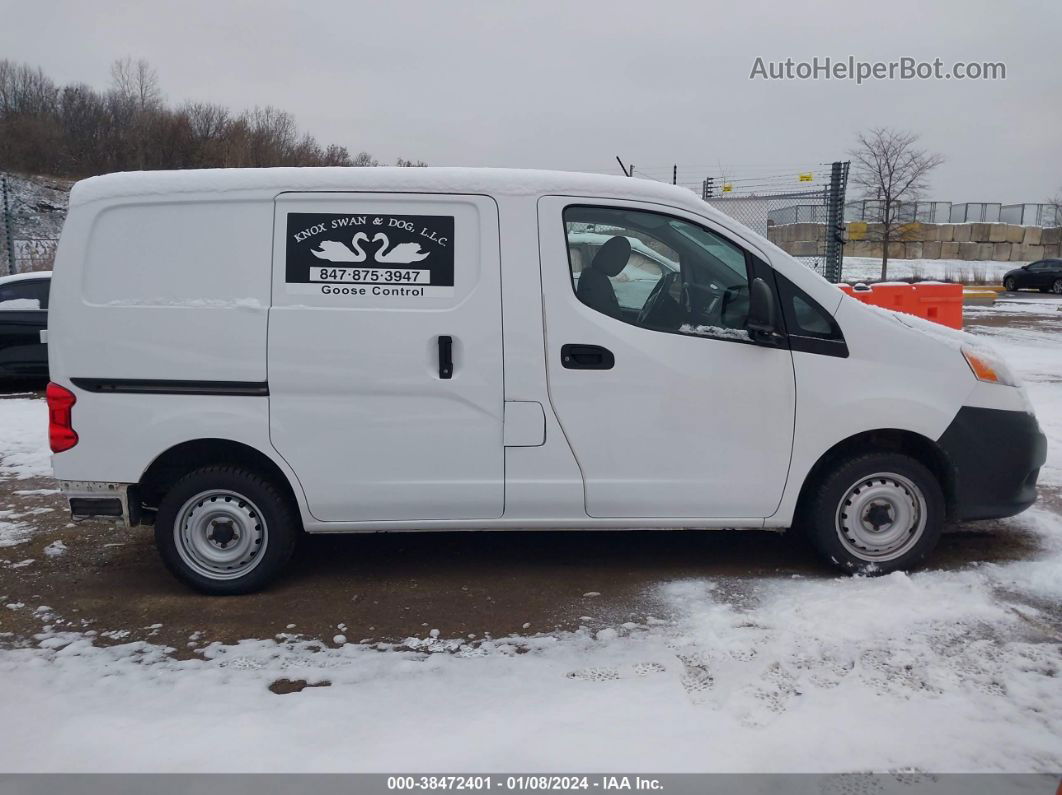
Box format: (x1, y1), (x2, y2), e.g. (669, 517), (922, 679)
(48, 168), (1046, 593)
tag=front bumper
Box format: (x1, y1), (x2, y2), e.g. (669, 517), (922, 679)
(60, 480), (140, 526)
(937, 406), (1047, 521)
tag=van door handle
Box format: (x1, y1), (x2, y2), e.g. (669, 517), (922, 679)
(438, 335), (453, 379)
(561, 344), (614, 370)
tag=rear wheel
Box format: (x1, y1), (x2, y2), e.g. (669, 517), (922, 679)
(800, 452), (944, 574)
(155, 465), (299, 594)
(1003, 276), (1016, 292)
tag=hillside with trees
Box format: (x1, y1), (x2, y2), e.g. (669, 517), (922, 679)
(0, 57), (421, 177)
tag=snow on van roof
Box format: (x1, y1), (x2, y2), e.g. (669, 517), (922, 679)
(70, 167), (705, 210)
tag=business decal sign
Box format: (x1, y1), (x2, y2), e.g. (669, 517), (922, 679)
(285, 213), (455, 298)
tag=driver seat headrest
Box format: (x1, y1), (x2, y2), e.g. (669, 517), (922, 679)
(590, 236), (631, 278)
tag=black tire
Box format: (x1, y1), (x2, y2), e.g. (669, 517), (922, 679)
(799, 452), (944, 575)
(1003, 277), (1016, 292)
(1053, 278), (1062, 295)
(154, 465), (299, 595)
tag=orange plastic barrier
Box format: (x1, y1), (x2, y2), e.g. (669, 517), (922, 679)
(838, 282), (963, 329)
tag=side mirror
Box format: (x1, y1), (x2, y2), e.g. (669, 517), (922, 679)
(747, 277), (783, 345)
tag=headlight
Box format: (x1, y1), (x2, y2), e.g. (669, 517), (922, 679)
(962, 345), (1019, 387)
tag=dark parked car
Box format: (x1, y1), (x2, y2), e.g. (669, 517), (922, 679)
(1002, 259), (1062, 294)
(0, 271), (51, 380)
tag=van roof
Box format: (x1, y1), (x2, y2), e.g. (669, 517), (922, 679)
(69, 167), (706, 211)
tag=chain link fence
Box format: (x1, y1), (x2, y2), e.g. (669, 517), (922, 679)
(845, 200), (953, 224)
(1000, 203), (1062, 227)
(8, 238), (58, 273)
(703, 161), (849, 282)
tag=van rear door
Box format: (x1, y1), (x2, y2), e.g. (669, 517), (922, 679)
(269, 193), (504, 522)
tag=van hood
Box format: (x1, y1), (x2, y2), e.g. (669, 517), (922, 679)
(846, 295), (1027, 393)
(840, 291), (979, 350)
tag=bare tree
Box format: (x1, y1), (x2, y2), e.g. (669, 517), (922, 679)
(110, 57), (161, 111)
(850, 127), (944, 280)
(109, 58), (163, 170)
(0, 57), (403, 176)
(321, 144), (352, 166)
(0, 60), (59, 115)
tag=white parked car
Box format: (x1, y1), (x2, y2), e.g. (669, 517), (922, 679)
(47, 169), (1046, 593)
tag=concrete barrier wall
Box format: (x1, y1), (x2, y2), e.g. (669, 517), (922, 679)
(767, 221), (1062, 261)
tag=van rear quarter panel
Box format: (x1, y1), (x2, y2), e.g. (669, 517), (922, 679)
(55, 197), (271, 381)
(50, 195), (275, 483)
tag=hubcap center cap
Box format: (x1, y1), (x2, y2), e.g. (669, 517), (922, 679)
(863, 501), (895, 532)
(208, 519), (238, 548)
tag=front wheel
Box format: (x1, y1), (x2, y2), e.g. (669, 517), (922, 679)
(800, 453), (944, 574)
(1053, 278), (1062, 295)
(1003, 277), (1016, 292)
(155, 465), (299, 594)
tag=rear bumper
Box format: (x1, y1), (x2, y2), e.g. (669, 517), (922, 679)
(60, 480), (139, 526)
(937, 406), (1047, 521)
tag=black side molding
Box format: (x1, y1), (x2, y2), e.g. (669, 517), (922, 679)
(71, 378), (269, 397)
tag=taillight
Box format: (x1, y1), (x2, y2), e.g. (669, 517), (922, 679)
(46, 382), (78, 453)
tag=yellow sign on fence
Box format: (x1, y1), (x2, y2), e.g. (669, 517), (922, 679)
(799, 172), (814, 182)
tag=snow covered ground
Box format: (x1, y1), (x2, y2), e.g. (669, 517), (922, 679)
(0, 397), (50, 480)
(0, 297), (1060, 773)
(843, 257), (1016, 284)
(0, 397), (53, 548)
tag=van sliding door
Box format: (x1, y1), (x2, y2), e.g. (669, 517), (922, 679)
(268, 193), (504, 522)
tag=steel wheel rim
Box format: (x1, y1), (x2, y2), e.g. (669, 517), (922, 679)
(835, 472), (928, 562)
(174, 489), (268, 580)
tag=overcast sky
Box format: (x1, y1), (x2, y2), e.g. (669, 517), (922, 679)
(2, 0), (1060, 202)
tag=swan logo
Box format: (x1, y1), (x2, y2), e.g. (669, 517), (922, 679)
(285, 212), (455, 299)
(311, 232), (431, 265)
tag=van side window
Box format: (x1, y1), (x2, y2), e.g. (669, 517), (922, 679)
(563, 206), (752, 340)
